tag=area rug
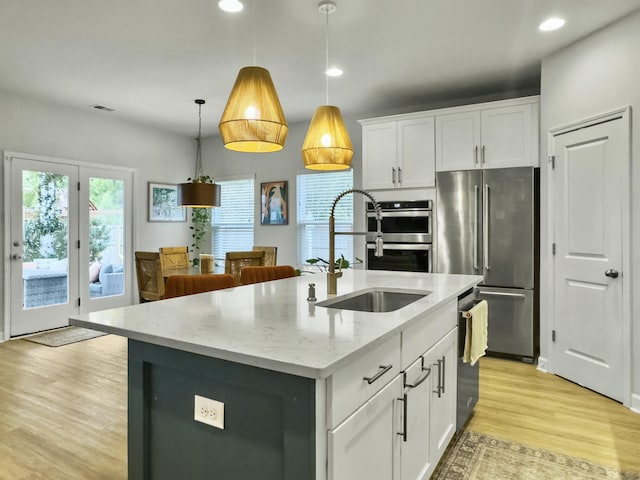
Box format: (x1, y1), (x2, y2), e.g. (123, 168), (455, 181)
(432, 430), (640, 480)
(23, 326), (107, 347)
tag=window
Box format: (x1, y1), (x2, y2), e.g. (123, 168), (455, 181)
(296, 170), (353, 266)
(211, 178), (255, 273)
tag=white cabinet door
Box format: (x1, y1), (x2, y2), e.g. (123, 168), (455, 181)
(480, 103), (536, 169)
(426, 329), (457, 463)
(435, 111), (481, 172)
(400, 357), (433, 480)
(329, 375), (402, 480)
(362, 122), (397, 190)
(397, 117), (435, 188)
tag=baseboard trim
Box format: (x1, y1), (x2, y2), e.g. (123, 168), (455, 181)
(631, 394), (640, 414)
(536, 356), (549, 373)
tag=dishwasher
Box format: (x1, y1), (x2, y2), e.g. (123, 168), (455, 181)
(457, 288), (480, 431)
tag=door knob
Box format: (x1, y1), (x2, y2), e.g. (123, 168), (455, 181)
(605, 269), (619, 279)
(12, 254), (22, 260)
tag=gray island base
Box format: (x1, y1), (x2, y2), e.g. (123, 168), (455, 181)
(70, 270), (481, 480)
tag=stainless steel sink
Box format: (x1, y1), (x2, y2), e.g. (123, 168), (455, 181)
(316, 288), (430, 313)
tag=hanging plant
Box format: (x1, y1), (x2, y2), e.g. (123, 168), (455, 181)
(188, 175), (213, 267)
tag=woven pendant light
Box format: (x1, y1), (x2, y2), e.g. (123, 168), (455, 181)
(302, 105), (353, 170)
(302, 0), (353, 170)
(218, 66), (288, 153)
(178, 99), (221, 208)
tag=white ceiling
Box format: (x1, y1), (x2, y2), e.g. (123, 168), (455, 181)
(1, 0), (639, 137)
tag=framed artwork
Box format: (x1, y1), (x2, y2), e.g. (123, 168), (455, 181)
(261, 181), (288, 225)
(148, 182), (186, 222)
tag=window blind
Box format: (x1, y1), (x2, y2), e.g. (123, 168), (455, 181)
(212, 178), (254, 272)
(296, 171), (353, 266)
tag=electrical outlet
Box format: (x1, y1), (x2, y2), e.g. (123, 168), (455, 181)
(194, 395), (225, 429)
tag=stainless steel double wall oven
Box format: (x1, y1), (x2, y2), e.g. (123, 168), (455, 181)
(365, 200), (433, 273)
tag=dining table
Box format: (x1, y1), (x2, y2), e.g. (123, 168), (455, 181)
(162, 266), (210, 279)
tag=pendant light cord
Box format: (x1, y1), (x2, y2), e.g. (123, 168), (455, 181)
(252, 0), (257, 65)
(195, 102), (203, 180)
(325, 8), (330, 105)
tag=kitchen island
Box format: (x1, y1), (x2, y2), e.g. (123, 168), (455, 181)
(70, 270), (481, 480)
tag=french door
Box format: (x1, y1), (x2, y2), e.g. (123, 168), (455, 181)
(6, 153), (134, 337)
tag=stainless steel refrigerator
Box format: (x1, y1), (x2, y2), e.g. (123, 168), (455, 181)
(436, 167), (539, 361)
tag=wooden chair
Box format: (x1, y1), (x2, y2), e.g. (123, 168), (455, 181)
(134, 251), (165, 302)
(225, 251), (265, 285)
(159, 246), (190, 272)
(252, 246), (277, 266)
(240, 265), (296, 285)
(164, 274), (235, 299)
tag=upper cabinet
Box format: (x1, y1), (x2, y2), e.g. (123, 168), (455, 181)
(435, 98), (540, 171)
(361, 115), (435, 190)
(360, 97), (539, 188)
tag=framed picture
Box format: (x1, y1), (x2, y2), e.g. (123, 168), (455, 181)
(261, 181), (288, 225)
(148, 182), (186, 222)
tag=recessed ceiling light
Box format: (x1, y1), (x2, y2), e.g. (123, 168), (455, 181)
(218, 0), (243, 13)
(325, 67), (343, 77)
(539, 17), (565, 32)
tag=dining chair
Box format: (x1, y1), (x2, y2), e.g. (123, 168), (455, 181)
(164, 274), (235, 299)
(225, 251), (266, 285)
(159, 246), (190, 272)
(134, 251), (165, 302)
(252, 246), (277, 266)
(240, 265), (296, 285)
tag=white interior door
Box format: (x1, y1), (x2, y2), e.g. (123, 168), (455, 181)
(551, 114), (628, 402)
(9, 157), (80, 336)
(6, 153), (134, 337)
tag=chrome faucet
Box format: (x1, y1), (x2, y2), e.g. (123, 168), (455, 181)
(328, 188), (383, 294)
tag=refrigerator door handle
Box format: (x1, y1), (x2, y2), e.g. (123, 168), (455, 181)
(483, 184), (490, 270)
(477, 290), (527, 298)
(473, 185), (479, 270)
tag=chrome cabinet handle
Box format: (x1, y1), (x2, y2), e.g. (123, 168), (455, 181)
(441, 355), (446, 395)
(605, 269), (619, 279)
(363, 364), (393, 385)
(397, 167), (403, 185)
(473, 185), (479, 270)
(474, 145), (478, 165)
(477, 290), (526, 298)
(397, 394), (407, 442)
(405, 365), (431, 389)
(481, 145), (486, 165)
(483, 184), (490, 270)
(392, 167), (396, 185)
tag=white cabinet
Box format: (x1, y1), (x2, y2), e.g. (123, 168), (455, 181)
(328, 375), (403, 480)
(435, 98), (539, 171)
(399, 327), (457, 480)
(361, 115), (435, 190)
(400, 356), (434, 480)
(425, 329), (457, 463)
(326, 301), (458, 480)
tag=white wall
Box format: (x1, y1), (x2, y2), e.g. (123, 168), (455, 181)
(539, 11), (640, 407)
(202, 115), (365, 268)
(0, 90), (194, 340)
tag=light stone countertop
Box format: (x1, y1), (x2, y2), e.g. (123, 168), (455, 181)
(69, 270), (481, 379)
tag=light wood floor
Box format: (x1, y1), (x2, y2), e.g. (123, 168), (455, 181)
(0, 336), (639, 479)
(467, 356), (640, 473)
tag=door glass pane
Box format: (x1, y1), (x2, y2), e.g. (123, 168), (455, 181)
(22, 170), (70, 309)
(88, 177), (125, 298)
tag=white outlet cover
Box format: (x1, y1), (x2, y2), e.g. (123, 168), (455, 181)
(194, 394), (225, 429)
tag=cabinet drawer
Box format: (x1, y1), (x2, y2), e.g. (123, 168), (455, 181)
(327, 333), (401, 428)
(401, 300), (456, 369)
